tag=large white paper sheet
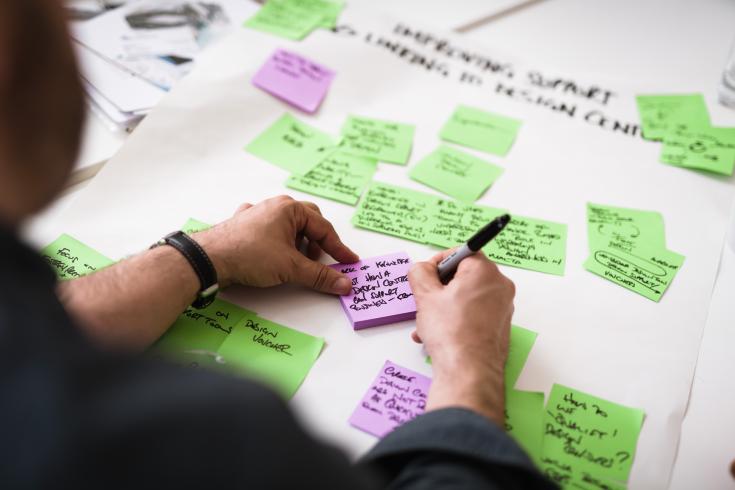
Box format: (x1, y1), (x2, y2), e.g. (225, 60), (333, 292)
(41, 6), (735, 489)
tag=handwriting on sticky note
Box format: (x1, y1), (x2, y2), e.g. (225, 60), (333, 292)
(216, 313), (325, 398)
(340, 116), (415, 165)
(349, 360), (431, 438)
(410, 145), (503, 202)
(252, 49), (335, 113)
(440, 105), (522, 156)
(41, 234), (114, 280)
(244, 0), (323, 41)
(151, 298), (253, 355)
(584, 246), (684, 302)
(329, 252), (416, 329)
(540, 384), (644, 487)
(352, 182), (435, 243)
(661, 126), (735, 176)
(246, 113), (335, 175)
(586, 203), (666, 253)
(585, 203), (683, 301)
(424, 200), (508, 249)
(635, 93), (710, 141)
(484, 216), (567, 276)
(286, 151), (376, 205)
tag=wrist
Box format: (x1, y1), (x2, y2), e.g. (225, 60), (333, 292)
(189, 230), (234, 289)
(427, 352), (505, 425)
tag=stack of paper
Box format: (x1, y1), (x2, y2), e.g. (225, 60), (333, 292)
(71, 0), (258, 131)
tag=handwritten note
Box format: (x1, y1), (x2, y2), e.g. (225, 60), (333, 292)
(246, 113), (335, 175)
(41, 234), (114, 280)
(352, 182), (436, 243)
(540, 384), (644, 487)
(352, 183), (565, 275)
(252, 49), (335, 113)
(329, 252), (416, 329)
(424, 200), (508, 250)
(585, 203), (684, 302)
(181, 217), (211, 235)
(410, 145), (504, 202)
(586, 203), (666, 253)
(484, 216), (568, 276)
(660, 126), (735, 176)
(150, 298), (254, 355)
(286, 151), (377, 205)
(635, 93), (710, 141)
(217, 313), (325, 398)
(584, 247), (684, 302)
(505, 390), (545, 464)
(339, 116), (415, 165)
(349, 360), (431, 438)
(440, 105), (522, 156)
(244, 0), (324, 41)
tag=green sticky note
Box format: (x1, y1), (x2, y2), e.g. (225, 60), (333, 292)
(181, 218), (211, 235)
(244, 0), (323, 41)
(286, 151), (377, 205)
(505, 390), (544, 465)
(352, 181), (436, 243)
(296, 0), (345, 28)
(541, 383), (644, 486)
(246, 113), (335, 175)
(410, 145), (504, 202)
(660, 126), (735, 176)
(424, 201), (508, 249)
(505, 325), (538, 389)
(484, 215), (567, 275)
(440, 105), (522, 156)
(584, 246), (684, 302)
(151, 298), (254, 356)
(635, 94), (710, 141)
(216, 314), (325, 398)
(41, 234), (114, 280)
(340, 115), (415, 164)
(586, 203), (666, 254)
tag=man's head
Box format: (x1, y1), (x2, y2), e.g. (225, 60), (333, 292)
(0, 0), (84, 228)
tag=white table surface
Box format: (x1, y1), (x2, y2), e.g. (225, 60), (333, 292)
(29, 1), (735, 488)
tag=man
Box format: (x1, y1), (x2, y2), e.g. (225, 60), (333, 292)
(0, 1), (554, 488)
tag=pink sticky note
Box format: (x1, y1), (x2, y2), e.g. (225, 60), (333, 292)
(349, 360), (431, 438)
(329, 252), (417, 330)
(252, 48), (335, 113)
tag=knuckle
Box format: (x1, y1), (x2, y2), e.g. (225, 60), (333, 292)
(312, 266), (330, 290)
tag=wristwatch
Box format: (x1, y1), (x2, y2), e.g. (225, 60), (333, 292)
(152, 231), (219, 309)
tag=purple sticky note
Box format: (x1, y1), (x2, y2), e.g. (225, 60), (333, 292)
(329, 252), (417, 330)
(252, 48), (335, 113)
(349, 360), (431, 438)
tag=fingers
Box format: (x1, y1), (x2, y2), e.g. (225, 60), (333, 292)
(297, 205), (359, 264)
(429, 247), (457, 265)
(408, 260), (443, 294)
(306, 239), (322, 261)
(410, 330), (423, 344)
(290, 252), (352, 295)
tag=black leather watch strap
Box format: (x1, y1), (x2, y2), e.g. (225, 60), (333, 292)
(152, 231), (219, 309)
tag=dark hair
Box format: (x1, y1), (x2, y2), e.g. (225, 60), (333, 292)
(0, 0), (84, 185)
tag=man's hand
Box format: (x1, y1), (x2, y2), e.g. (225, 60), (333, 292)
(195, 196), (358, 294)
(408, 250), (515, 425)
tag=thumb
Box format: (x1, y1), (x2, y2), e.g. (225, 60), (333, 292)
(291, 253), (352, 295)
(408, 260), (442, 294)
